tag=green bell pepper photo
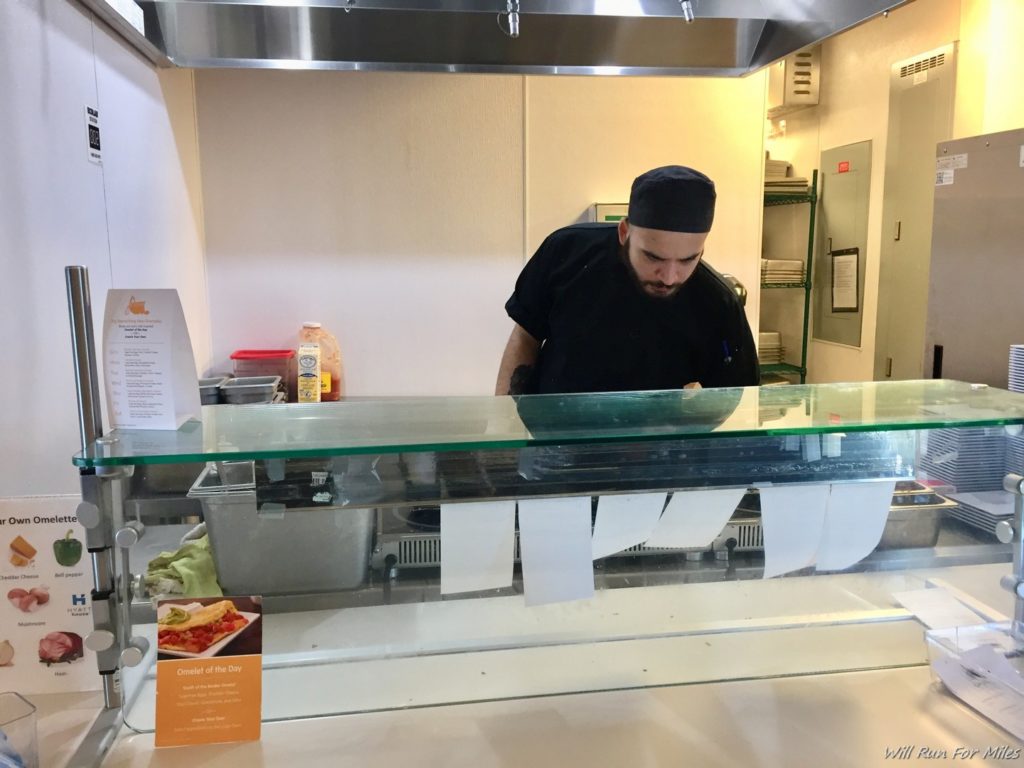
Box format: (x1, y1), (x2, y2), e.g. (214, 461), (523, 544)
(54, 530), (83, 567)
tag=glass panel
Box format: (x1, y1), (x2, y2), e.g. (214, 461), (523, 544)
(117, 424), (1019, 731)
(76, 380), (1024, 467)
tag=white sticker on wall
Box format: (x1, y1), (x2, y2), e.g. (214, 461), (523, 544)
(1020, 145), (1024, 168)
(936, 153), (968, 171)
(935, 169), (955, 186)
(85, 106), (101, 165)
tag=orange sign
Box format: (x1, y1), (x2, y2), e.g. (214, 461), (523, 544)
(155, 655), (261, 747)
(154, 596), (263, 748)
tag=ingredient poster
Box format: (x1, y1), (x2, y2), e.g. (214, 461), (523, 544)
(0, 497), (99, 693)
(155, 596), (262, 747)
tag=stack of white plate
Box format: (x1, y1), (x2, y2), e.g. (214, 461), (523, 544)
(1006, 435), (1024, 474)
(947, 490), (1016, 535)
(1004, 346), (1024, 473)
(1009, 345), (1024, 392)
(758, 331), (784, 364)
(918, 427), (1007, 492)
(761, 259), (805, 284)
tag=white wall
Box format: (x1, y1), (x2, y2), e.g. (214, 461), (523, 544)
(197, 70), (767, 395)
(0, 0), (209, 497)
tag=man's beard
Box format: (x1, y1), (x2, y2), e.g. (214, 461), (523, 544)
(619, 237), (682, 300)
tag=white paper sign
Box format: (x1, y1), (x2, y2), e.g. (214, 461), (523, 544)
(894, 588), (986, 630)
(84, 106), (101, 164)
(591, 493), (666, 559)
(760, 485), (829, 578)
(936, 169), (955, 186)
(103, 289), (201, 430)
(440, 501), (516, 595)
(816, 481), (895, 572)
(0, 497), (99, 694)
(645, 488), (746, 550)
(936, 153), (968, 170)
(802, 434), (822, 461)
(933, 648), (1024, 741)
(518, 497), (594, 607)
(830, 249), (859, 312)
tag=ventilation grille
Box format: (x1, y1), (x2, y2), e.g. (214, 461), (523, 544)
(791, 51), (815, 95)
(398, 537), (441, 566)
(390, 524), (768, 568)
(395, 533), (523, 567)
(735, 523), (764, 549)
(900, 52), (945, 78)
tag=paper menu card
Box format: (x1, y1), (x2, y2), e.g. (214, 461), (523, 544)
(440, 501), (516, 595)
(518, 497), (594, 607)
(103, 289), (200, 430)
(645, 488), (746, 550)
(591, 493), (666, 559)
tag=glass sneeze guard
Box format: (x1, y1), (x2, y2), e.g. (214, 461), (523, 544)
(74, 380), (1024, 467)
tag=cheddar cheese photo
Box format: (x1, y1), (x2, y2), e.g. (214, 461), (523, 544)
(8, 535), (36, 567)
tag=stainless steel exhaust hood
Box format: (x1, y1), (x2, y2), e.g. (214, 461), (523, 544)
(101, 0), (909, 75)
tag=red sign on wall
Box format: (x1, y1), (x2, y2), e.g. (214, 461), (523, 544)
(838, 161), (850, 173)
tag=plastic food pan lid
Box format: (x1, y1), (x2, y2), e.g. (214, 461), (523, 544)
(221, 376), (282, 390)
(230, 349), (295, 360)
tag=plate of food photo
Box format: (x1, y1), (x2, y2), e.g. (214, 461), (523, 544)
(156, 599), (260, 659)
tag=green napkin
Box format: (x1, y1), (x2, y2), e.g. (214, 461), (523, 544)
(145, 534), (223, 598)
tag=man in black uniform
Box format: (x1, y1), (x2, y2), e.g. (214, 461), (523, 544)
(496, 165), (759, 395)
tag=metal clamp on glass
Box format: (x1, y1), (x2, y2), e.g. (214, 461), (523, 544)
(1000, 473), (1024, 640)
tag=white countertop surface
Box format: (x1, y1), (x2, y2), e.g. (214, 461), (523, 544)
(36, 563), (1024, 767)
(98, 666), (1021, 767)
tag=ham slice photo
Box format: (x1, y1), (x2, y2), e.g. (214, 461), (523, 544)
(38, 632), (84, 666)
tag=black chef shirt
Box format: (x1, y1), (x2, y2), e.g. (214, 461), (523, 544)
(505, 223), (759, 395)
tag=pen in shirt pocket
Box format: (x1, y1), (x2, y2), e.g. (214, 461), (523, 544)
(721, 340), (733, 364)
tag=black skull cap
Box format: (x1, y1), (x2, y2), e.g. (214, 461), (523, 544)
(628, 165), (716, 233)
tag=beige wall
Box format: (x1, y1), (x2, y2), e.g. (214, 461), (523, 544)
(956, 0), (1024, 138)
(526, 75), (767, 327)
(768, 0), (1024, 384)
(768, 0), (962, 383)
(197, 70), (768, 395)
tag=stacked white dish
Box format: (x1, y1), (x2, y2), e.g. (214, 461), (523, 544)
(764, 178), (810, 195)
(1009, 345), (1024, 392)
(1005, 345), (1024, 473)
(918, 427), (1007, 492)
(933, 345), (1024, 536)
(947, 490), (1016, 535)
(758, 331), (784, 364)
(761, 258), (805, 284)
(765, 158), (791, 178)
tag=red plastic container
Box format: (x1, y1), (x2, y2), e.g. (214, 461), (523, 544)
(230, 350), (295, 402)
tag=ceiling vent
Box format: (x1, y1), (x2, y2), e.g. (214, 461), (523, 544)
(767, 47), (821, 119)
(900, 51), (946, 78)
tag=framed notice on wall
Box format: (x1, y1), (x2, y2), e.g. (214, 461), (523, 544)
(831, 248), (860, 313)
